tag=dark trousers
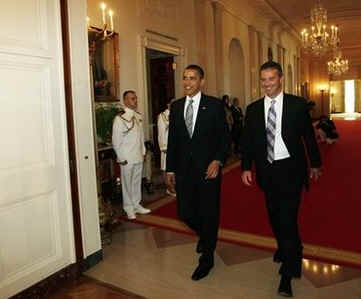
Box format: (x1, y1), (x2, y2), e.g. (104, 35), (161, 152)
(263, 158), (303, 278)
(175, 161), (221, 257)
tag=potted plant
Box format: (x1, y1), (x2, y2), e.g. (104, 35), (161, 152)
(95, 104), (123, 145)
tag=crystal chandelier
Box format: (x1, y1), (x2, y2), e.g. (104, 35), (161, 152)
(327, 48), (349, 76)
(301, 0), (339, 56)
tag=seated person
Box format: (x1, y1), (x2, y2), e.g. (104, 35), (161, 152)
(315, 115), (339, 144)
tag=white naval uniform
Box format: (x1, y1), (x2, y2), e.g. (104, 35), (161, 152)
(157, 108), (169, 171)
(112, 107), (146, 214)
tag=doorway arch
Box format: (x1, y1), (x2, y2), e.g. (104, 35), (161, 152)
(229, 38), (246, 109)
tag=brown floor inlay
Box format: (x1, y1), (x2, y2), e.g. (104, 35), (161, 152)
(152, 227), (196, 249)
(216, 242), (273, 266)
(48, 276), (147, 299)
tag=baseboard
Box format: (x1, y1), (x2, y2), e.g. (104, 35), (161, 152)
(10, 249), (103, 298)
(84, 249), (103, 270)
(10, 263), (81, 299)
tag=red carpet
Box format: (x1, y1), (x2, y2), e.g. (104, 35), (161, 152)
(152, 120), (361, 256)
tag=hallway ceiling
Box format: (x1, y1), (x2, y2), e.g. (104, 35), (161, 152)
(265, 0), (361, 51)
(264, 0), (361, 65)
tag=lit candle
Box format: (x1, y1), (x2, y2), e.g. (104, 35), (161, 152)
(101, 2), (106, 26)
(109, 10), (114, 31)
(86, 16), (90, 29)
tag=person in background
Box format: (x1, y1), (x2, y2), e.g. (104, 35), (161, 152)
(222, 94), (234, 133)
(315, 115), (339, 144)
(230, 97), (244, 154)
(112, 90), (151, 220)
(157, 99), (176, 196)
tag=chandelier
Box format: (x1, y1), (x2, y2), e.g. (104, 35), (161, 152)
(301, 1), (339, 56)
(327, 48), (349, 76)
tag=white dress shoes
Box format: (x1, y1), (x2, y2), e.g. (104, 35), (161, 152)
(166, 189), (176, 197)
(126, 211), (136, 220)
(135, 205), (151, 214)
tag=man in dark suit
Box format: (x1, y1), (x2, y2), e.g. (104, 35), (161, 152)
(241, 61), (322, 297)
(166, 65), (230, 281)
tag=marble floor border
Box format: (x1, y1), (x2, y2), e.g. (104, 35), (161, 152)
(140, 161), (361, 269)
(137, 202), (361, 269)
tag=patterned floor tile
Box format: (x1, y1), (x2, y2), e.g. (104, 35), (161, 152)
(152, 227), (196, 249)
(216, 242), (273, 266)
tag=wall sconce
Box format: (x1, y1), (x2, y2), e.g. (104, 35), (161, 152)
(318, 84), (328, 93)
(87, 2), (115, 40)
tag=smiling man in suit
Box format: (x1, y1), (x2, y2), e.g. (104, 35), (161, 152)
(241, 61), (322, 297)
(166, 65), (230, 281)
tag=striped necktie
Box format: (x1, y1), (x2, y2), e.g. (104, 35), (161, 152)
(266, 100), (276, 163)
(185, 99), (194, 137)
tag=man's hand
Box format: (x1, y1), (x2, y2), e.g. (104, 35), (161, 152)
(205, 160), (220, 179)
(119, 160), (128, 165)
(166, 172), (176, 189)
(310, 168), (322, 181)
(241, 170), (252, 186)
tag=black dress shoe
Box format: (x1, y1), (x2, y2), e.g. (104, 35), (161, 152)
(196, 240), (203, 254)
(191, 264), (213, 281)
(191, 254), (214, 281)
(273, 249), (282, 263)
(278, 275), (293, 297)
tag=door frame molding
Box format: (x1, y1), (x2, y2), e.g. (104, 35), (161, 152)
(60, 0), (84, 265)
(137, 35), (186, 140)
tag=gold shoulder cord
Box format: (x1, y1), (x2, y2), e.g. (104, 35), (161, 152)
(120, 115), (136, 134)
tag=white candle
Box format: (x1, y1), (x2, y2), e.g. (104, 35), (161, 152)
(109, 10), (114, 31)
(86, 16), (90, 29)
(101, 3), (106, 26)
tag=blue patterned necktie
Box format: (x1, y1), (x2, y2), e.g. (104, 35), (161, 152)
(266, 100), (276, 163)
(185, 99), (194, 137)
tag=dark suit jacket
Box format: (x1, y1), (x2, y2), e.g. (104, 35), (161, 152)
(241, 93), (321, 190)
(166, 94), (230, 177)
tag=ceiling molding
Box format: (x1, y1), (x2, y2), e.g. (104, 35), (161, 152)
(262, 0), (300, 39)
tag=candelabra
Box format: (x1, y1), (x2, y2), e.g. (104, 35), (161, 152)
(87, 2), (114, 40)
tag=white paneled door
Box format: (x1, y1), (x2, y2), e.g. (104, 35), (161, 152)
(0, 1), (75, 297)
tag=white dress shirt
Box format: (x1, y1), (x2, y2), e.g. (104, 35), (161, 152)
(184, 91), (201, 134)
(264, 92), (290, 160)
